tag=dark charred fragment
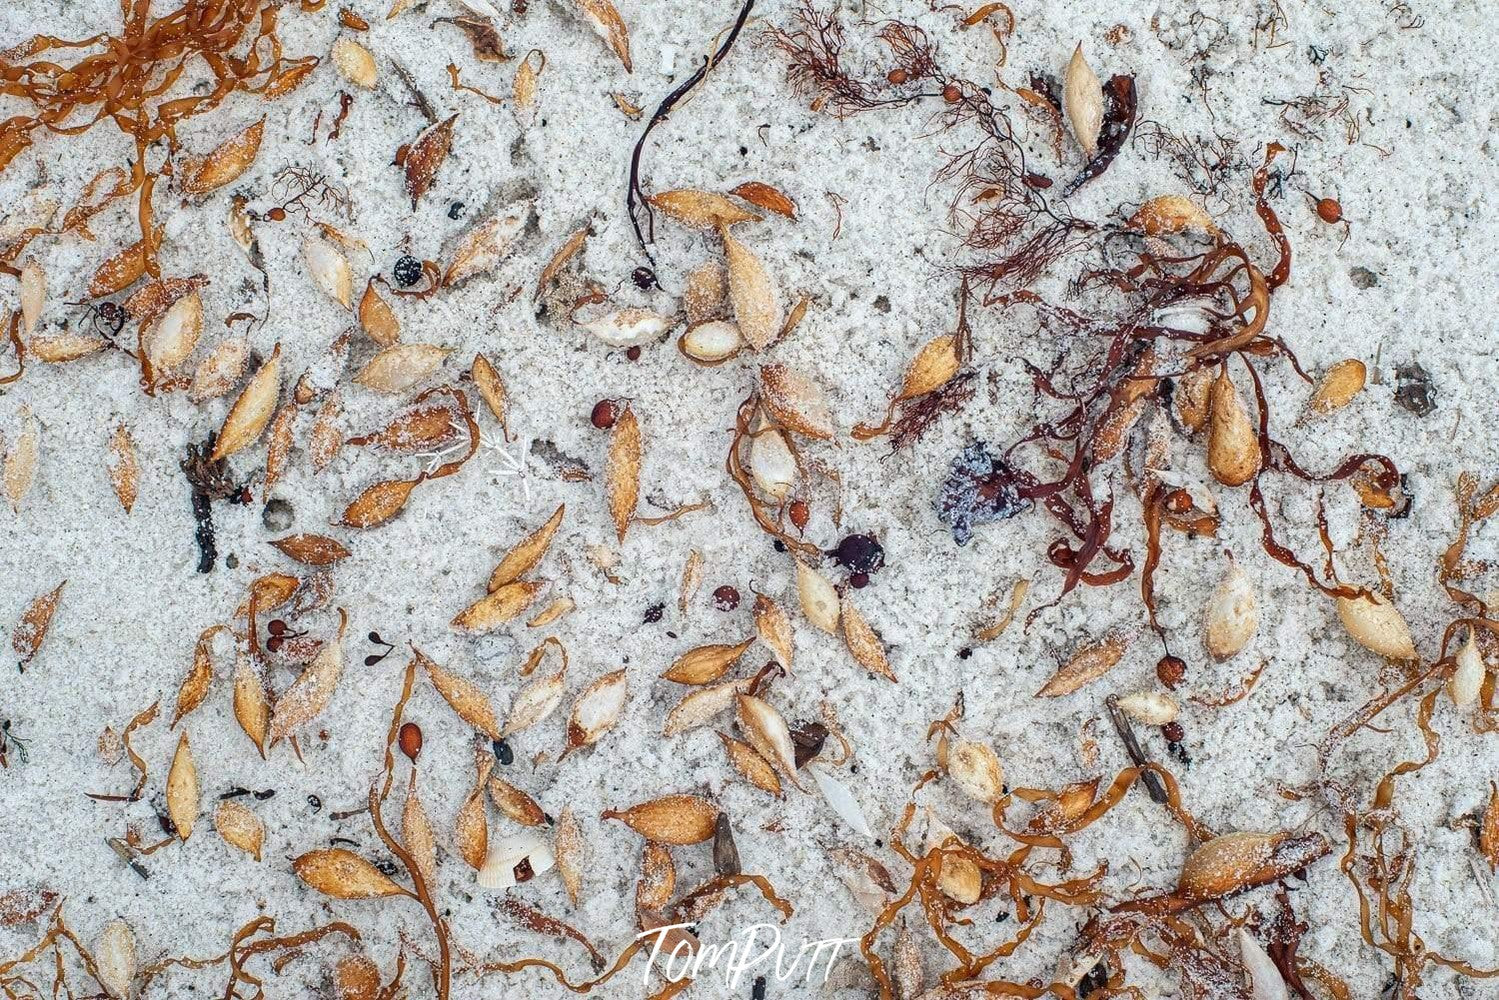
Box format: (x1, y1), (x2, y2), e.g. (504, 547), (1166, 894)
(1063, 75), (1137, 197)
(713, 812), (741, 875)
(936, 441), (1030, 545)
(181, 434), (246, 574)
(1394, 362), (1436, 416)
(1078, 960), (1109, 997)
(789, 722), (830, 768)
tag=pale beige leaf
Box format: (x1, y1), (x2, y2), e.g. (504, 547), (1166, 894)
(214, 799), (266, 861)
(142, 289), (202, 373)
(445, 209), (527, 287)
(489, 504), (565, 590)
(212, 344), (281, 461)
(760, 363), (834, 439)
(753, 594), (794, 669)
(662, 678), (748, 737)
(842, 595), (895, 681)
(166, 730), (199, 841)
(471, 354), (508, 431)
(605, 406), (641, 541)
(189, 337), (250, 402)
(419, 649), (501, 739)
(649, 190), (760, 230)
(233, 654), (269, 758)
(4, 408), (39, 511)
(105, 424), (139, 513)
(736, 693), (801, 788)
(662, 638), (754, 685)
(502, 668), (566, 737)
(18, 260), (43, 337)
(358, 281), (400, 346)
(554, 807), (585, 904)
(355, 343), (449, 394)
(1063, 44), (1102, 159)
(332, 37), (377, 88)
(723, 228), (782, 349)
(267, 609), (348, 745)
(309, 390), (343, 472)
(678, 549), (704, 614)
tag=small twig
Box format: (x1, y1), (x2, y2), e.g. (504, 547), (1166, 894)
(1106, 695), (1168, 804)
(106, 838), (152, 880)
(392, 59), (439, 123)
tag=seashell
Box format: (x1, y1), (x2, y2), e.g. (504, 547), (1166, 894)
(827, 846), (896, 912)
(1128, 195), (1218, 237)
(581, 307), (674, 347)
(1239, 927), (1290, 1000)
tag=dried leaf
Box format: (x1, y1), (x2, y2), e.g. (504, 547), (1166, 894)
(355, 343), (449, 393)
(212, 344), (281, 461)
(1336, 591), (1417, 660)
(564, 669), (627, 755)
(309, 391), (344, 472)
(358, 280), (401, 346)
(736, 693), (802, 789)
(267, 609), (348, 745)
(90, 240), (148, 298)
(437, 15), (508, 61)
(678, 319), (744, 365)
(471, 354), (509, 432)
(573, 0), (632, 71)
(1204, 555), (1257, 660)
(340, 477), (421, 528)
(214, 799), (266, 861)
(760, 363), (834, 439)
(166, 730), (199, 840)
(106, 424), (139, 513)
(13, 580), (64, 669)
(606, 405), (641, 541)
(233, 654), (270, 758)
(796, 560), (839, 634)
(444, 208), (526, 287)
(536, 225), (588, 300)
(405, 114), (458, 208)
(271, 534), (352, 566)
(453, 580), (546, 633)
(4, 408), (39, 511)
(142, 289), (203, 373)
(554, 807), (585, 904)
(264, 402), (297, 498)
(649, 190), (760, 230)
(1308, 359), (1367, 416)
(293, 848), (408, 898)
(842, 595), (894, 681)
(173, 625), (227, 727)
(455, 754), (493, 870)
(718, 730), (782, 796)
(513, 49), (545, 109)
(1207, 368), (1261, 487)
(489, 505), (565, 590)
(724, 229), (782, 350)
(181, 118), (265, 196)
(826, 846), (896, 913)
(403, 784), (438, 887)
(731, 181), (797, 219)
(1481, 784), (1499, 871)
(420, 649), (501, 738)
(527, 596), (574, 628)
(30, 329), (107, 363)
(662, 638), (754, 685)
(602, 794), (718, 845)
(753, 594), (794, 669)
(682, 261), (727, 325)
(1036, 629), (1129, 697)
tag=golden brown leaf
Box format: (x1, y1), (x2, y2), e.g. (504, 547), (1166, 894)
(271, 534), (352, 566)
(181, 118), (265, 196)
(233, 654), (270, 758)
(173, 625), (227, 728)
(649, 190), (760, 229)
(724, 229), (782, 350)
(606, 405), (641, 541)
(214, 799), (266, 861)
(471, 354), (509, 433)
(403, 784), (438, 887)
(419, 649), (501, 738)
(358, 280), (401, 346)
(718, 730), (782, 796)
(13, 580), (64, 670)
(602, 794), (718, 845)
(405, 114), (458, 208)
(166, 730), (199, 840)
(212, 344), (281, 461)
(340, 477), (421, 529)
(573, 0), (632, 71)
(731, 181), (797, 219)
(489, 775), (547, 826)
(841, 595), (894, 682)
(489, 504), (565, 590)
(105, 424), (139, 513)
(662, 638), (754, 685)
(453, 580), (545, 633)
(293, 849), (408, 899)
(554, 807), (585, 904)
(267, 609), (348, 746)
(536, 225), (588, 301)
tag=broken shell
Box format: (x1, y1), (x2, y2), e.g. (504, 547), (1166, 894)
(724, 228), (782, 350)
(662, 638), (754, 685)
(564, 669), (627, 755)
(1177, 830), (1329, 901)
(477, 831), (556, 889)
(302, 235), (353, 308)
(1207, 368), (1262, 487)
(214, 799), (266, 861)
(602, 794), (719, 845)
(761, 363), (834, 439)
(211, 344), (281, 461)
(736, 693), (802, 788)
(332, 37), (378, 88)
(94, 918), (137, 999)
(1307, 359), (1367, 416)
(947, 740), (1005, 804)
(748, 424), (797, 500)
(355, 343), (449, 394)
(649, 189), (760, 229)
(1063, 43), (1103, 159)
(166, 731), (199, 841)
(678, 319), (744, 364)
(1450, 627), (1484, 707)
(1336, 591), (1417, 660)
(1116, 690), (1179, 726)
(581, 307), (674, 348)
(1204, 555), (1257, 660)
(189, 337), (250, 401)
(1239, 927), (1290, 1000)
(796, 560), (840, 634)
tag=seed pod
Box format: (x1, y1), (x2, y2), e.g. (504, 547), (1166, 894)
(572, 0), (632, 71)
(899, 335), (961, 401)
(1127, 195), (1219, 237)
(30, 329), (107, 362)
(527, 597), (574, 628)
(402, 785), (438, 887)
(719, 730), (783, 796)
(564, 669), (627, 755)
(94, 918), (137, 999)
(270, 534), (351, 566)
(842, 595), (895, 681)
(554, 807), (585, 904)
(444, 208), (527, 287)
(142, 289), (202, 373)
(827, 846), (897, 912)
(189, 337), (250, 401)
(1207, 368), (1261, 487)
(419, 649), (501, 739)
(731, 181), (797, 220)
(268, 611), (348, 745)
(649, 190), (760, 230)
(355, 343), (449, 394)
(340, 477), (420, 528)
(105, 424), (139, 514)
(1176, 830), (1329, 901)
(683, 261), (728, 324)
(1063, 43), (1103, 159)
(452, 580), (545, 633)
(678, 319), (744, 365)
(925, 810), (981, 905)
(893, 920), (924, 1000)
(167, 731), (199, 840)
(512, 49), (544, 109)
(333, 37), (377, 88)
(1204, 555), (1257, 660)
(947, 740), (1005, 804)
(454, 760), (491, 870)
(636, 842), (676, 910)
(181, 118), (264, 195)
(4, 408), (39, 512)
(405, 114), (457, 208)
(724, 228), (782, 350)
(748, 424), (797, 500)
(1117, 690), (1179, 725)
(294, 848), (408, 898)
(1481, 784), (1499, 871)
(212, 344), (281, 461)
(233, 654), (269, 758)
(358, 281), (400, 346)
(605, 406), (641, 541)
(736, 693), (802, 788)
(795, 560), (840, 634)
(662, 638), (753, 685)
(17, 259), (43, 338)
(602, 794), (719, 845)
(489, 775), (546, 827)
(753, 594), (794, 669)
(334, 955), (381, 1000)
(90, 241), (148, 299)
(502, 667), (566, 736)
(1336, 592), (1417, 660)
(471, 353), (509, 430)
(303, 235), (353, 308)
(1450, 627), (1484, 707)
(1174, 366), (1213, 433)
(678, 549), (704, 614)
(1037, 629), (1129, 697)
(214, 799), (266, 861)
(172, 625), (225, 728)
(662, 678), (749, 737)
(1307, 359), (1366, 416)
(760, 363), (834, 439)
(489, 504), (565, 589)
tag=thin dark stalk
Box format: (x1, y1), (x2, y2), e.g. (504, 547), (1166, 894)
(1106, 695), (1168, 804)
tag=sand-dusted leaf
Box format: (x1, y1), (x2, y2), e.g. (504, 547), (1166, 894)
(606, 406), (641, 541)
(636, 841), (675, 910)
(358, 280), (400, 346)
(513, 49), (545, 109)
(405, 114), (458, 208)
(267, 608), (348, 745)
(94, 918), (136, 998)
(30, 329), (107, 363)
(240, 573), (300, 617)
(488, 775), (546, 826)
(419, 649), (501, 739)
(796, 560), (839, 634)
(214, 799), (266, 861)
(842, 595), (894, 681)
(166, 730), (199, 840)
(263, 401), (297, 498)
(454, 758), (492, 870)
(489, 504), (564, 590)
(173, 624), (228, 727)
(13, 580), (64, 670)
(1036, 629), (1129, 697)
(1176, 830), (1329, 901)
(340, 477), (421, 528)
(663, 678), (748, 737)
(731, 181), (797, 219)
(4, 408), (39, 511)
(536, 224), (588, 300)
(212, 344), (281, 461)
(142, 288), (202, 374)
(572, 0), (632, 71)
(332, 37), (377, 88)
(0, 886), (59, 927)
(309, 391), (344, 472)
(453, 579), (545, 633)
(189, 337), (250, 402)
(753, 594), (793, 669)
(105, 424), (139, 513)
(293, 849), (408, 899)
(233, 654), (269, 758)
(554, 807), (585, 904)
(679, 549), (704, 614)
(1063, 44), (1102, 159)
(355, 343), (448, 394)
(471, 354), (509, 432)
(662, 638), (753, 685)
(403, 784), (438, 887)
(761, 363), (834, 439)
(602, 794), (718, 845)
(445, 208), (527, 287)
(437, 15), (507, 61)
(17, 260), (43, 337)
(718, 730), (782, 796)
(90, 240), (148, 298)
(502, 666), (566, 737)
(650, 190), (759, 229)
(271, 534), (351, 566)
(724, 229), (782, 350)
(736, 693), (801, 788)
(181, 118), (264, 196)
(1308, 359), (1366, 416)
(564, 668), (626, 755)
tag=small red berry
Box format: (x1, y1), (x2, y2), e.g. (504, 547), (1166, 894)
(942, 83), (962, 103)
(266, 206), (287, 222)
(1161, 721), (1185, 743)
(1315, 197), (1343, 224)
(266, 635), (284, 653)
(590, 399), (618, 429)
(712, 585), (741, 611)
(788, 500), (810, 531)
(849, 571), (870, 589)
(626, 346), (642, 361)
(887, 68), (909, 85)
(267, 619), (288, 636)
(1155, 655), (1186, 689)
(398, 722), (423, 762)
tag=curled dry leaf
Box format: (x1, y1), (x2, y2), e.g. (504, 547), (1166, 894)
(166, 730), (199, 840)
(445, 208), (527, 287)
(293, 848), (408, 898)
(719, 730), (782, 796)
(106, 424), (139, 513)
(471, 353), (509, 432)
(355, 343), (449, 394)
(554, 807), (585, 904)
(1207, 367), (1261, 487)
(490, 504), (565, 590)
(94, 918), (136, 999)
(796, 560), (839, 634)
(602, 794), (718, 845)
(212, 344), (281, 461)
(13, 580), (64, 670)
(419, 649), (501, 739)
(1063, 43), (1103, 159)
(502, 665), (566, 736)
(181, 118), (264, 196)
(753, 594), (794, 669)
(572, 0), (632, 71)
(663, 678), (748, 737)
(358, 280), (400, 346)
(761, 363), (834, 439)
(565, 669), (627, 756)
(605, 406), (641, 541)
(173, 625), (227, 727)
(842, 594), (895, 682)
(233, 654), (269, 758)
(189, 337), (250, 402)
(214, 799), (266, 861)
(662, 639), (754, 685)
(724, 229), (782, 350)
(527, 596), (573, 628)
(271, 534), (351, 566)
(332, 37), (377, 88)
(1204, 555), (1257, 660)
(340, 477), (421, 528)
(731, 181), (797, 219)
(1336, 591), (1417, 660)
(267, 608), (348, 746)
(4, 408), (39, 511)
(649, 190), (760, 230)
(1176, 830), (1329, 902)
(453, 579), (545, 633)
(403, 784), (438, 887)
(1037, 629), (1129, 697)
(405, 114), (458, 208)
(736, 693), (802, 789)
(1308, 359), (1367, 416)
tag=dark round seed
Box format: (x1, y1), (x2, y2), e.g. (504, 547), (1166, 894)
(398, 722), (423, 762)
(266, 635), (284, 653)
(1161, 721), (1185, 743)
(773, 539), (787, 552)
(591, 399), (618, 429)
(1156, 655), (1187, 689)
(493, 739), (514, 765)
(632, 266), (657, 290)
(1315, 197), (1342, 223)
(626, 345), (642, 361)
(643, 603), (665, 624)
(712, 585), (741, 611)
(308, 794), (322, 812)
(393, 254), (423, 287)
(832, 533), (884, 574)
(447, 201), (465, 220)
(957, 647), (973, 660)
(267, 619), (287, 636)
(849, 571), (870, 589)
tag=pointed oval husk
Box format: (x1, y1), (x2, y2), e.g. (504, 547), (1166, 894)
(1174, 366), (1214, 433)
(1450, 627), (1484, 707)
(293, 848), (408, 898)
(827, 846), (896, 911)
(683, 261), (728, 325)
(1117, 690), (1180, 725)
(264, 402), (297, 497)
(719, 730), (782, 796)
(947, 740), (1005, 804)
(1307, 359), (1366, 416)
(1239, 926), (1290, 1000)
(1207, 368), (1261, 487)
(926, 811), (981, 905)
(271, 533), (352, 566)
(454, 762), (491, 871)
(358, 281), (400, 346)
(725, 230), (783, 350)
(142, 288), (202, 373)
(662, 678), (749, 737)
(602, 794), (719, 845)
(636, 841), (675, 910)
(565, 669), (627, 755)
(355, 343), (449, 394)
(1037, 630), (1129, 697)
(18, 260), (44, 338)
(735, 693), (801, 788)
(678, 319), (744, 365)
(212, 344), (281, 461)
(650, 190), (760, 230)
(502, 667), (566, 737)
(5, 409), (40, 512)
(302, 234), (352, 308)
(182, 118), (265, 195)
(731, 181), (796, 219)
(662, 638), (753, 686)
(761, 363), (834, 439)
(899, 335), (961, 400)
(453, 580), (545, 634)
(340, 477), (421, 528)
(90, 240), (147, 299)
(95, 918), (136, 999)
(512, 49), (544, 109)
(444, 208), (527, 287)
(13, 580), (64, 669)
(573, 0), (632, 71)
(167, 730), (199, 840)
(333, 37), (377, 88)
(1128, 194), (1219, 237)
(1205, 556), (1257, 660)
(811, 764), (874, 837)
(419, 649), (501, 738)
(106, 424), (139, 513)
(334, 955), (381, 1000)
(173, 624), (227, 727)
(488, 775), (546, 827)
(748, 424), (797, 500)
(233, 654), (269, 758)
(31, 329), (107, 363)
(1336, 591), (1417, 660)
(489, 504), (565, 590)
(405, 114), (458, 208)
(189, 337), (250, 402)
(606, 406), (641, 541)
(753, 594), (794, 669)
(1063, 43), (1103, 159)
(471, 353), (508, 430)
(214, 799), (266, 861)
(267, 609), (347, 745)
(796, 560), (840, 634)
(1176, 830), (1328, 901)
(842, 595), (895, 681)
(554, 807), (585, 904)
(1480, 785), (1499, 871)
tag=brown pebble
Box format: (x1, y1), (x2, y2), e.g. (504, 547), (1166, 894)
(712, 585), (741, 611)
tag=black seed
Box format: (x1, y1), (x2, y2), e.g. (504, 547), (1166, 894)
(447, 201), (465, 220)
(493, 739), (514, 765)
(772, 539), (787, 552)
(1394, 362), (1436, 417)
(643, 602), (665, 624)
(308, 794), (322, 812)
(752, 975), (767, 1000)
(254, 789), (276, 800)
(393, 254), (423, 287)
(957, 647), (973, 660)
(631, 266), (657, 290)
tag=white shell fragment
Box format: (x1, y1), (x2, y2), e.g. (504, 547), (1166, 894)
(477, 831), (556, 889)
(810, 763), (873, 838)
(679, 319), (744, 364)
(581, 307), (675, 347)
